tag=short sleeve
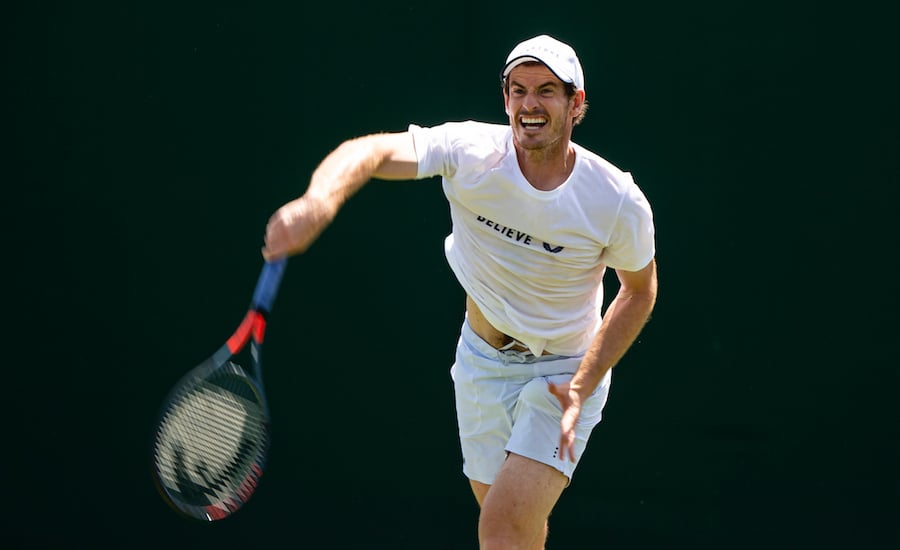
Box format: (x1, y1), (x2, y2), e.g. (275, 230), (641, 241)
(409, 123), (455, 180)
(600, 175), (656, 271)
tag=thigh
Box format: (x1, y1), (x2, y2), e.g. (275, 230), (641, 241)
(470, 479), (490, 507)
(506, 373), (610, 480)
(478, 453), (568, 545)
(452, 339), (524, 485)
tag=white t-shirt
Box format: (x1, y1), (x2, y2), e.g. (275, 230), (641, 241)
(410, 121), (655, 356)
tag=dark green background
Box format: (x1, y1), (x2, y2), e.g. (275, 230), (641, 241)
(9, 0), (898, 548)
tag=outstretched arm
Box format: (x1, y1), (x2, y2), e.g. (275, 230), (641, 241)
(262, 131), (418, 260)
(549, 258), (658, 461)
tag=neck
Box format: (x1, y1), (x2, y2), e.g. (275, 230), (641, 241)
(516, 139), (575, 191)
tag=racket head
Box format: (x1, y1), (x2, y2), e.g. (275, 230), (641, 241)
(152, 359), (270, 521)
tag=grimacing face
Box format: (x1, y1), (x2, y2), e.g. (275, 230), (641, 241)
(503, 63), (583, 152)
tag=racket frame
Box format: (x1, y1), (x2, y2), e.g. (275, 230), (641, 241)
(152, 258), (287, 521)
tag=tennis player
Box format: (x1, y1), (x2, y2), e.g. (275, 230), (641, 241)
(263, 34), (658, 549)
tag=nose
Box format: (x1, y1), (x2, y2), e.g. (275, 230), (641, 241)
(521, 91), (540, 111)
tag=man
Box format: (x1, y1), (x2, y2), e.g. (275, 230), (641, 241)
(262, 34), (657, 549)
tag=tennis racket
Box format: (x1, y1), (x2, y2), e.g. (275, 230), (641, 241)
(152, 257), (287, 521)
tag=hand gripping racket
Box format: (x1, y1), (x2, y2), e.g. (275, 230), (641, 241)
(152, 258), (287, 521)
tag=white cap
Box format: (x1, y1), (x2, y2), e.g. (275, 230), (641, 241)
(501, 34), (585, 91)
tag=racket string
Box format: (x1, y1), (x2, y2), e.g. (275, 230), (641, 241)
(154, 371), (269, 511)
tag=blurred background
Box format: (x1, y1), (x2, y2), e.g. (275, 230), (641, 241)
(8, 0), (897, 548)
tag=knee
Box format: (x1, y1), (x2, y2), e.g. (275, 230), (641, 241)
(479, 524), (534, 550)
(479, 534), (517, 550)
(479, 517), (547, 550)
(478, 497), (548, 550)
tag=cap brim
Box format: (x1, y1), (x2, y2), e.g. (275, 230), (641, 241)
(501, 55), (574, 88)
(501, 55), (542, 78)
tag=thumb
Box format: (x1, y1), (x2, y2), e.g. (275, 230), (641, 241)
(548, 381), (561, 397)
(547, 380), (570, 398)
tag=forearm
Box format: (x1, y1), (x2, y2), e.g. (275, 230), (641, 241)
(262, 134), (406, 259)
(304, 134), (396, 217)
(570, 286), (657, 399)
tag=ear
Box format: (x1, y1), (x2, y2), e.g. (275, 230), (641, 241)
(570, 89), (586, 117)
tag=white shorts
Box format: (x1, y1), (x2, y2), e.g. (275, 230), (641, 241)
(450, 320), (611, 485)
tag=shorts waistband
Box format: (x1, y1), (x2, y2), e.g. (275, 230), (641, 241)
(461, 320), (563, 364)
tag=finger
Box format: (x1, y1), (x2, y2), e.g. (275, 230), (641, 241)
(261, 246), (279, 262)
(566, 442), (577, 462)
(261, 232), (279, 261)
(558, 432), (576, 462)
(558, 430), (572, 462)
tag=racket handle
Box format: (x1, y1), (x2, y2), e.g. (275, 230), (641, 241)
(252, 257), (287, 313)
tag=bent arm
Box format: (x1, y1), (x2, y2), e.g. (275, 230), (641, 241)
(550, 258), (658, 462)
(573, 258), (658, 398)
(262, 132), (417, 260)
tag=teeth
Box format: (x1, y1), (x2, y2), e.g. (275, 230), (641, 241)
(521, 116), (547, 125)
